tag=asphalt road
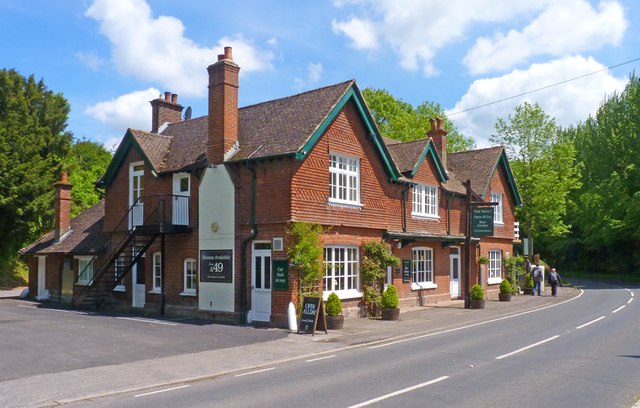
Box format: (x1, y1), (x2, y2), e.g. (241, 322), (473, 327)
(63, 280), (640, 408)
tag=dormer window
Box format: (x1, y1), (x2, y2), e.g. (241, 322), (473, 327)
(412, 184), (438, 218)
(491, 192), (503, 224)
(329, 153), (360, 206)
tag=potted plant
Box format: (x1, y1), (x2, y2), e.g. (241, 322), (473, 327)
(380, 284), (400, 320)
(325, 292), (344, 330)
(523, 272), (534, 295)
(478, 256), (489, 265)
(470, 284), (485, 309)
(499, 279), (512, 301)
(478, 256), (489, 286)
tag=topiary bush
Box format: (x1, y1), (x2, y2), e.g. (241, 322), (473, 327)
(381, 284), (399, 309)
(500, 279), (511, 294)
(470, 284), (484, 300)
(325, 292), (342, 316)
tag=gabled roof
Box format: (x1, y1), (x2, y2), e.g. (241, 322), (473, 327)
(386, 138), (448, 182)
(448, 146), (522, 206)
(20, 200), (106, 256)
(100, 81), (401, 186)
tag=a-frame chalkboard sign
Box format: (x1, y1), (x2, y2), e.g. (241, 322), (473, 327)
(297, 296), (327, 335)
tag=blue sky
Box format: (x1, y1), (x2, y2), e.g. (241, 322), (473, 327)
(2, 0), (639, 150)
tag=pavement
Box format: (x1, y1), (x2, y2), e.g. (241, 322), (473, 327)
(0, 285), (578, 408)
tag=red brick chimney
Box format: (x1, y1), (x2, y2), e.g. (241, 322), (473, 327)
(207, 46), (240, 164)
(428, 117), (448, 171)
(54, 172), (72, 242)
(150, 91), (183, 133)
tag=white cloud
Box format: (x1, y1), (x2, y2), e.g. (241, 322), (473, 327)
(464, 0), (628, 74)
(84, 88), (160, 133)
(332, 0), (546, 76)
(293, 63), (324, 91)
(85, 0), (275, 97)
(75, 51), (105, 70)
(447, 56), (628, 147)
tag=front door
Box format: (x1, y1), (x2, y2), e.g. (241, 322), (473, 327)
(132, 252), (145, 308)
(251, 242), (272, 322)
(450, 247), (461, 299)
(130, 163), (144, 228)
(172, 173), (190, 226)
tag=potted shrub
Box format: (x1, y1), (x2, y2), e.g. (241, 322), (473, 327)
(499, 279), (512, 301)
(523, 272), (534, 295)
(380, 284), (400, 320)
(325, 292), (344, 330)
(470, 284), (485, 309)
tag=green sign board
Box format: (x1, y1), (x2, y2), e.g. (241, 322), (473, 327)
(472, 207), (494, 236)
(273, 260), (289, 290)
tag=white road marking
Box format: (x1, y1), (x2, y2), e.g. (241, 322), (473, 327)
(134, 385), (190, 397)
(495, 335), (560, 360)
(369, 289), (583, 349)
(612, 305), (625, 314)
(234, 367), (275, 377)
(306, 355), (336, 363)
(17, 304), (35, 309)
(576, 316), (605, 329)
(628, 298), (633, 304)
(17, 304), (87, 315)
(115, 317), (177, 326)
(348, 376), (449, 408)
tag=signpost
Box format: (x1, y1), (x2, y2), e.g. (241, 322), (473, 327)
(298, 296), (327, 335)
(472, 207), (494, 236)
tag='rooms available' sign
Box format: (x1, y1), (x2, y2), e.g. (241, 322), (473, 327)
(200, 250), (233, 283)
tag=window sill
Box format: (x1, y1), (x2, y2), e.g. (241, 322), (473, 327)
(412, 282), (437, 290)
(75, 281), (91, 287)
(411, 213), (440, 220)
(113, 286), (126, 292)
(323, 289), (362, 301)
(488, 278), (502, 285)
(180, 291), (197, 297)
(148, 289), (161, 294)
(328, 199), (363, 209)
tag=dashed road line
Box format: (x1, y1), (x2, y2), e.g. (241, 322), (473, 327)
(576, 316), (605, 330)
(495, 335), (560, 360)
(134, 385), (190, 398)
(348, 376), (449, 408)
(612, 305), (625, 314)
(306, 355), (336, 363)
(234, 367), (275, 377)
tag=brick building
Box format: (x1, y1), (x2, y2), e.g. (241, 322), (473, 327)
(22, 46), (521, 326)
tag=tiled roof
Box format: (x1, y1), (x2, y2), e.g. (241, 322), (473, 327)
(448, 146), (504, 198)
(20, 200), (106, 256)
(386, 139), (429, 173)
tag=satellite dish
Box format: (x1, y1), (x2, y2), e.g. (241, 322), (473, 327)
(184, 106), (192, 120)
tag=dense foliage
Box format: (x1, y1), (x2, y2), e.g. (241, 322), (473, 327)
(0, 69), (110, 286)
(361, 241), (399, 316)
(362, 88), (475, 152)
(287, 222), (324, 297)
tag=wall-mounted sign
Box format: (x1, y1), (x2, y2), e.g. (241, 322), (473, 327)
(402, 259), (411, 283)
(200, 250), (233, 283)
(273, 260), (288, 290)
(472, 207), (494, 237)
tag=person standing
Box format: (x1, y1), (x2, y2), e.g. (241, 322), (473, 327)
(532, 263), (543, 296)
(548, 267), (562, 297)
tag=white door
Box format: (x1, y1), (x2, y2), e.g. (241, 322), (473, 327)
(251, 243), (272, 322)
(37, 256), (46, 297)
(130, 163), (144, 228)
(172, 173), (190, 225)
(450, 247), (461, 299)
(132, 251), (145, 308)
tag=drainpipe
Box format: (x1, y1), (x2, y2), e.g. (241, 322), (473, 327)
(401, 185), (410, 232)
(240, 162), (257, 324)
(446, 193), (452, 236)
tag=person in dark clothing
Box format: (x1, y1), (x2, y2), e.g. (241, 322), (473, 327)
(548, 267), (562, 297)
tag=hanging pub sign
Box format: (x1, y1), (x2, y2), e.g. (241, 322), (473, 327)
(472, 207), (494, 237)
(402, 259), (411, 283)
(273, 260), (289, 290)
(200, 250), (233, 283)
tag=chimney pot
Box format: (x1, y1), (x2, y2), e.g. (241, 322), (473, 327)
(171, 93), (178, 103)
(224, 46), (233, 60)
(436, 117), (443, 130)
(59, 171), (68, 184)
(430, 118), (436, 131)
(217, 54), (224, 61)
(164, 91), (171, 101)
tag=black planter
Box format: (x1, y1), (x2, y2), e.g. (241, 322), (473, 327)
(469, 299), (485, 309)
(523, 288), (533, 295)
(326, 315), (344, 330)
(499, 292), (512, 302)
(381, 307), (400, 320)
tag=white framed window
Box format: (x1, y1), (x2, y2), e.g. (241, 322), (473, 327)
(488, 250), (502, 284)
(323, 246), (360, 299)
(412, 184), (438, 217)
(182, 258), (197, 296)
(151, 252), (161, 293)
(491, 192), (503, 224)
(329, 153), (360, 206)
(411, 247), (436, 289)
(114, 255), (126, 292)
(76, 256), (94, 285)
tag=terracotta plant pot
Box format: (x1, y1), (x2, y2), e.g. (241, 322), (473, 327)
(381, 307), (400, 321)
(469, 299), (485, 309)
(499, 292), (511, 302)
(326, 315), (344, 330)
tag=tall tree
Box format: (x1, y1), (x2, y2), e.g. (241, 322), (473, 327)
(491, 102), (581, 258)
(0, 69), (73, 274)
(65, 139), (111, 217)
(362, 88), (475, 152)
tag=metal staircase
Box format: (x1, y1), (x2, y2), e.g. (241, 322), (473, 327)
(71, 194), (190, 309)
